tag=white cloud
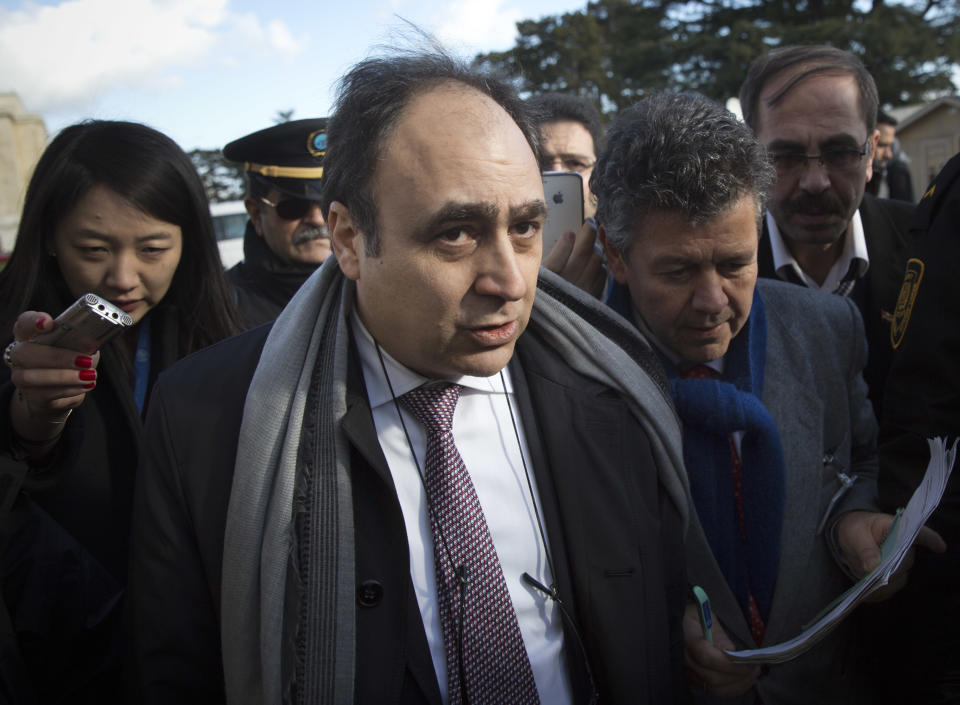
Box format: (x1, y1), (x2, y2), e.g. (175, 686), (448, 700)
(432, 0), (526, 54)
(230, 11), (304, 60)
(0, 0), (304, 113)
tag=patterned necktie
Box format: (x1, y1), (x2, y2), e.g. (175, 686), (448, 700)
(679, 365), (766, 645)
(401, 383), (540, 705)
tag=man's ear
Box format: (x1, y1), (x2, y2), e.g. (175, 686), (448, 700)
(244, 197), (264, 237)
(329, 201), (364, 281)
(598, 225), (629, 284)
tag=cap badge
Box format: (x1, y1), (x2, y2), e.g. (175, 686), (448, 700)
(307, 130), (327, 157)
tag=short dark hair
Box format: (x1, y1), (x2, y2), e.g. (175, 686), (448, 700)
(320, 48), (540, 255)
(526, 93), (604, 154)
(877, 108), (898, 128)
(739, 45), (879, 134)
(0, 120), (240, 354)
(591, 92), (774, 255)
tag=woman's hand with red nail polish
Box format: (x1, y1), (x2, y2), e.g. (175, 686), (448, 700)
(7, 309), (103, 444)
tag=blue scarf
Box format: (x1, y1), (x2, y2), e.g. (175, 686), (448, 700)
(608, 282), (785, 626)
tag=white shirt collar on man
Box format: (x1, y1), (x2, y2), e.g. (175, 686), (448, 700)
(351, 312), (573, 705)
(766, 209), (869, 293)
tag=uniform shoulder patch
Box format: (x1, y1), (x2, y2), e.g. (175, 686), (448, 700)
(890, 258), (925, 350)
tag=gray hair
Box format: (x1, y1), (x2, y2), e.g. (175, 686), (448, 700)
(591, 92), (774, 254)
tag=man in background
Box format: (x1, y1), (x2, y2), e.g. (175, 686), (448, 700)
(528, 93), (603, 220)
(739, 45), (915, 420)
(528, 93), (607, 297)
(866, 109), (914, 202)
(223, 118), (330, 328)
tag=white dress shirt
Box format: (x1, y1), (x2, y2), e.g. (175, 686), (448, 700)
(766, 210), (870, 292)
(352, 313), (573, 705)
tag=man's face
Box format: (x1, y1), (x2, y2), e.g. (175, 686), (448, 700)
(245, 187), (331, 265)
(755, 72), (877, 250)
(875, 123), (896, 167)
(539, 120), (598, 218)
(602, 195), (759, 364)
(331, 84), (546, 379)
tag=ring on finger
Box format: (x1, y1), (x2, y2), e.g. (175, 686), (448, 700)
(3, 341), (18, 369)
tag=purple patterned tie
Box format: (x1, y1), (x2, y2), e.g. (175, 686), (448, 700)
(401, 383), (540, 705)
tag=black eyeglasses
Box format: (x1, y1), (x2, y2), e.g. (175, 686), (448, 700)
(260, 196), (321, 220)
(767, 140), (870, 174)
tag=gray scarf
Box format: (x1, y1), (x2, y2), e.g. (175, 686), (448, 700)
(221, 261), (688, 704)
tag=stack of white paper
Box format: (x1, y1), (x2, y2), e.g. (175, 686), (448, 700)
(726, 436), (958, 665)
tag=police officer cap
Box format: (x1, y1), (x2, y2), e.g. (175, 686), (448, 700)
(223, 118), (328, 200)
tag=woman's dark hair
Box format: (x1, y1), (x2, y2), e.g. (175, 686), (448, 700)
(0, 120), (240, 354)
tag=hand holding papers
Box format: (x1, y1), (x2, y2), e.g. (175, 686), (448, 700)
(726, 436), (958, 665)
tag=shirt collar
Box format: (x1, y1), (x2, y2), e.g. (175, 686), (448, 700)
(766, 210), (869, 290)
(351, 311), (512, 411)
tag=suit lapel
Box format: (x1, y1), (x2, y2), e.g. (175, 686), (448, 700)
(341, 348), (393, 483)
(859, 193), (914, 326)
(507, 354), (596, 700)
(686, 512), (754, 646)
(339, 349), (443, 705)
(758, 219), (776, 279)
(759, 294), (826, 643)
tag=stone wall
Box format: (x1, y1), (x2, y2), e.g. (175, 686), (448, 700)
(0, 93), (47, 254)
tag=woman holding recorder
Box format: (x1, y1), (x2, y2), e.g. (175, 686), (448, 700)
(0, 120), (240, 702)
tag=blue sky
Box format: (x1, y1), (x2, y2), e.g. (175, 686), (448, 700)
(0, 0), (588, 150)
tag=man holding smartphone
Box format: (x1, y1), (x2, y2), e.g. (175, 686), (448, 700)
(223, 118), (331, 328)
(528, 93), (608, 297)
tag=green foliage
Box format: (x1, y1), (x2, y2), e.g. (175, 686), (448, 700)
(189, 149), (245, 204)
(475, 0), (959, 116)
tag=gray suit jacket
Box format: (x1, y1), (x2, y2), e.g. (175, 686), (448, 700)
(686, 278), (880, 705)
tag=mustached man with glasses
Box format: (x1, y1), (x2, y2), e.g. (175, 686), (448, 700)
(739, 46), (916, 422)
(223, 118), (331, 328)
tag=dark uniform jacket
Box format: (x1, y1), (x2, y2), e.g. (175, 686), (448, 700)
(126, 322), (689, 704)
(0, 304), (180, 704)
(225, 222), (319, 329)
(758, 192), (915, 420)
(876, 152), (960, 705)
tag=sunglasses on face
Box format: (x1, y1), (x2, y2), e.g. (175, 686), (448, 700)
(260, 196), (321, 220)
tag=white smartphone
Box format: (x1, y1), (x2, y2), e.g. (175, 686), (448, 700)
(541, 171), (584, 259)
